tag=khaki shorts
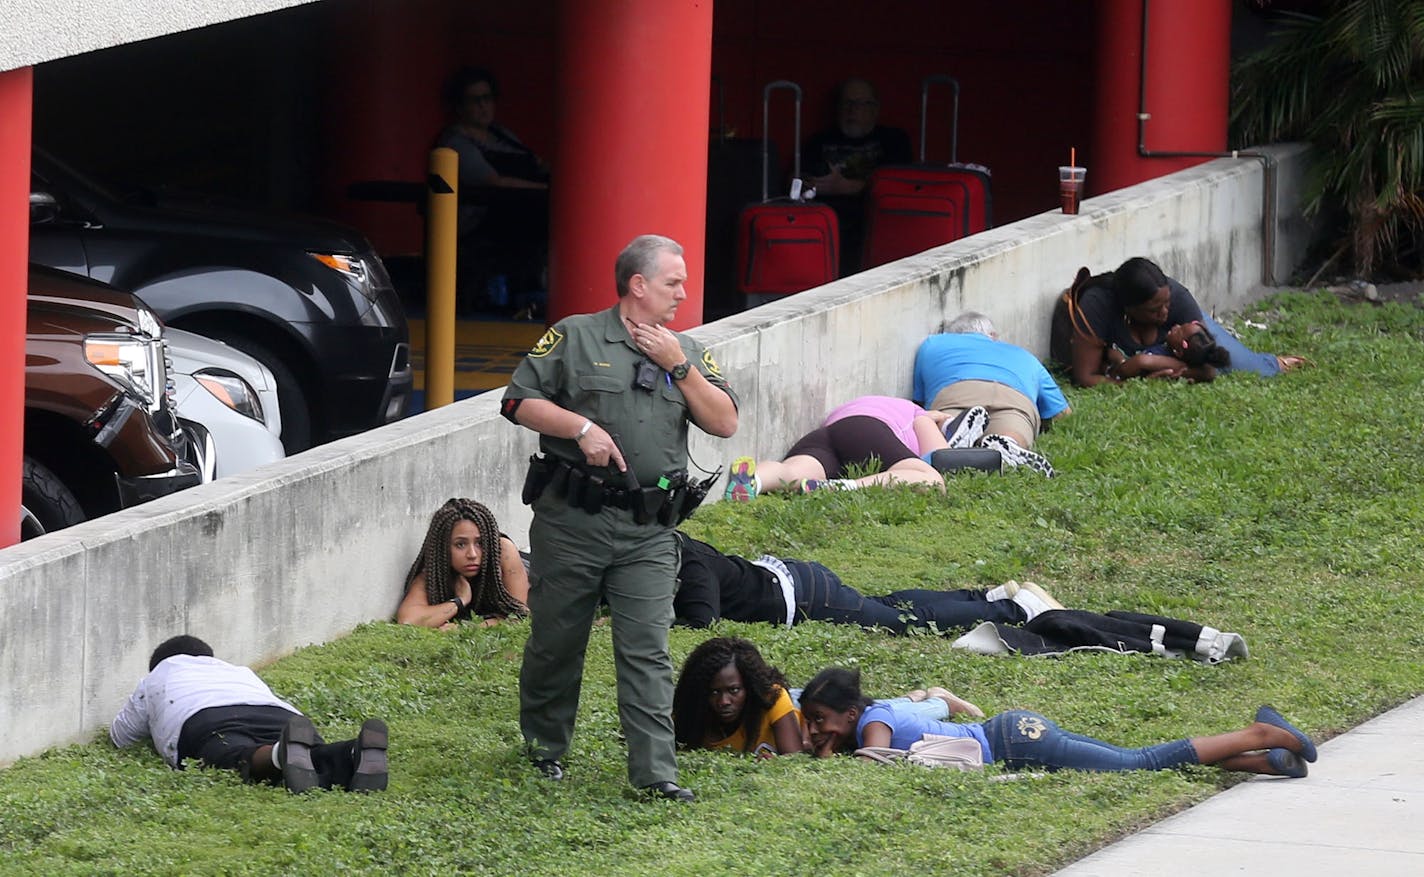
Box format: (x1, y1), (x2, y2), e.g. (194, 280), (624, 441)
(930, 380), (1041, 448)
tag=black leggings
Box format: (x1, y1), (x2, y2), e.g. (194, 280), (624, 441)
(784, 415), (916, 478)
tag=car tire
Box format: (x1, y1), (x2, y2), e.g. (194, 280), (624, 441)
(22, 454), (86, 538)
(204, 334), (313, 455)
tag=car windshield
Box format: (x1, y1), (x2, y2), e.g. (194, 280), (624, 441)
(34, 148), (124, 204)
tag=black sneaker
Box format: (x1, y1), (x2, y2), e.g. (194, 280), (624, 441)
(641, 781), (695, 802)
(943, 405), (989, 449)
(979, 434), (1055, 477)
(533, 758), (565, 781)
(279, 715), (322, 794)
(345, 718), (389, 793)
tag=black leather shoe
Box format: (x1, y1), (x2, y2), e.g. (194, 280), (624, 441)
(279, 715), (322, 794)
(345, 718), (389, 793)
(641, 781), (695, 802)
(533, 758), (564, 781)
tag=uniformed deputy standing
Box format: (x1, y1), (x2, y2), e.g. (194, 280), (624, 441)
(500, 234), (738, 801)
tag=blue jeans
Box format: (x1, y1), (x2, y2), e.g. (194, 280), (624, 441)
(980, 710), (1199, 772)
(784, 561), (1024, 634)
(1199, 313), (1280, 377)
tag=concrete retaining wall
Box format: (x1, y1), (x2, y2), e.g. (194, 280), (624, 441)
(0, 144), (1313, 765)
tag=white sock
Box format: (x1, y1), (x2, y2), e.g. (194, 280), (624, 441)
(754, 475), (763, 492)
(270, 740), (284, 769)
(985, 584), (1012, 602)
(1011, 588), (1052, 622)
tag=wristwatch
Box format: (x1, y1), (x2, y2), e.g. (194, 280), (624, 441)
(670, 361), (692, 381)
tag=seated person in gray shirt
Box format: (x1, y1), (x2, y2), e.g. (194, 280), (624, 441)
(673, 532), (1062, 633)
(110, 635), (388, 794)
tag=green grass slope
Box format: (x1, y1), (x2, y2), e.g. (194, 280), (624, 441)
(2, 292), (1421, 876)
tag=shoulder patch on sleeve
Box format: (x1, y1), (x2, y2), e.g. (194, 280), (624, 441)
(701, 348), (723, 377)
(529, 326), (564, 358)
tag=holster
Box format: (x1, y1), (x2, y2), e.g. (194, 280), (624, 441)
(672, 471), (718, 524)
(522, 454), (557, 505)
(582, 474), (606, 514)
(565, 466), (588, 508)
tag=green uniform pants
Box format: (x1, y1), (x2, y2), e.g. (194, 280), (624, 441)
(520, 497), (679, 788)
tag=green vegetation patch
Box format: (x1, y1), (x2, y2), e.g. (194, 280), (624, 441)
(2, 292), (1421, 876)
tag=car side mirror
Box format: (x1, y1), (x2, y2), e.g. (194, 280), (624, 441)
(30, 190), (60, 224)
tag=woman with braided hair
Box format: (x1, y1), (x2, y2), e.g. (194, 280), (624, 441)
(396, 499), (529, 630)
(673, 637), (804, 756)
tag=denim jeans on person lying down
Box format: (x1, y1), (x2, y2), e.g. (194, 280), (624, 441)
(782, 560), (1024, 635)
(1199, 313), (1281, 377)
(979, 710), (1199, 772)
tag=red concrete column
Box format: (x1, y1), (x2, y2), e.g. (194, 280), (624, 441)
(1090, 0), (1231, 195)
(549, 0), (713, 328)
(0, 67), (33, 547)
(317, 3), (448, 257)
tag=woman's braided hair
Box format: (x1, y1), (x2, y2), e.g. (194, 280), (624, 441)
(673, 636), (789, 752)
(403, 498), (527, 618)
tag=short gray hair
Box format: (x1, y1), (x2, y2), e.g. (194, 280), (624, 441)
(944, 311), (995, 336)
(615, 234), (684, 297)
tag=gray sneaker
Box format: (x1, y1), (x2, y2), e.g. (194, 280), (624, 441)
(942, 406), (989, 449)
(979, 434), (1055, 477)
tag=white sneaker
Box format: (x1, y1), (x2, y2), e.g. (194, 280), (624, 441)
(984, 581), (1020, 602)
(942, 406), (989, 449)
(1018, 581), (1065, 610)
(979, 434), (1055, 477)
(1011, 588), (1053, 621)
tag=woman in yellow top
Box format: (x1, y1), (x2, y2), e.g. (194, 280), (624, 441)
(673, 637), (804, 757)
(672, 636), (980, 757)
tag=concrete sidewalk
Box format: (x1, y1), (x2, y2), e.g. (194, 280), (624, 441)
(1053, 696), (1424, 876)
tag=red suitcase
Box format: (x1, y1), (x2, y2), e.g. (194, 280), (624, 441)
(735, 80), (840, 298)
(862, 75), (993, 269)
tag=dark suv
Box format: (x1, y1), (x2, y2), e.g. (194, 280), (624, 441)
(29, 149), (412, 453)
(24, 265), (202, 537)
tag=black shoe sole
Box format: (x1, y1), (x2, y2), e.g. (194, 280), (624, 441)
(346, 718), (389, 793)
(281, 715), (322, 794)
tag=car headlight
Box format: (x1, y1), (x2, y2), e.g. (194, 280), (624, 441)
(85, 333), (164, 412)
(310, 251), (376, 300)
(134, 304), (164, 340)
(193, 368), (265, 423)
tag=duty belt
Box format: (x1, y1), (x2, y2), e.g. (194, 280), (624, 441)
(521, 453), (708, 526)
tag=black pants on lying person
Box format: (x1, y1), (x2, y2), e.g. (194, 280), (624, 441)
(673, 533), (1036, 633)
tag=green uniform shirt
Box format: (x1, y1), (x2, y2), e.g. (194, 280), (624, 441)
(504, 305), (737, 486)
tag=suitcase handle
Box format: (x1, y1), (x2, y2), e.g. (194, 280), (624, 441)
(920, 74), (960, 164)
(762, 80), (801, 202)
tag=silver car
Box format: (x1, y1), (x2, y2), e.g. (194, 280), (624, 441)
(166, 328), (285, 479)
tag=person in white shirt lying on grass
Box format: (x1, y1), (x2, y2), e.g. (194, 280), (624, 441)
(110, 634), (388, 794)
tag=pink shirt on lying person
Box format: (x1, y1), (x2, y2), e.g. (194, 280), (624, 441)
(822, 395), (929, 456)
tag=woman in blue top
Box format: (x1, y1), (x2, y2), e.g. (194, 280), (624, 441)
(798, 667), (1317, 778)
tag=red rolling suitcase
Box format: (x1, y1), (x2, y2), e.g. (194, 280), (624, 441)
(861, 75), (993, 269)
(735, 80), (839, 299)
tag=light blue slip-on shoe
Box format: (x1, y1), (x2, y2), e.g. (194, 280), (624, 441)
(1266, 747), (1308, 778)
(1257, 705), (1317, 763)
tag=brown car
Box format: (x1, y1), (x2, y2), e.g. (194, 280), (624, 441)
(23, 265), (201, 538)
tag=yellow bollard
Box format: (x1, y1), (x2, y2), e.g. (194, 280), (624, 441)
(424, 147), (458, 410)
